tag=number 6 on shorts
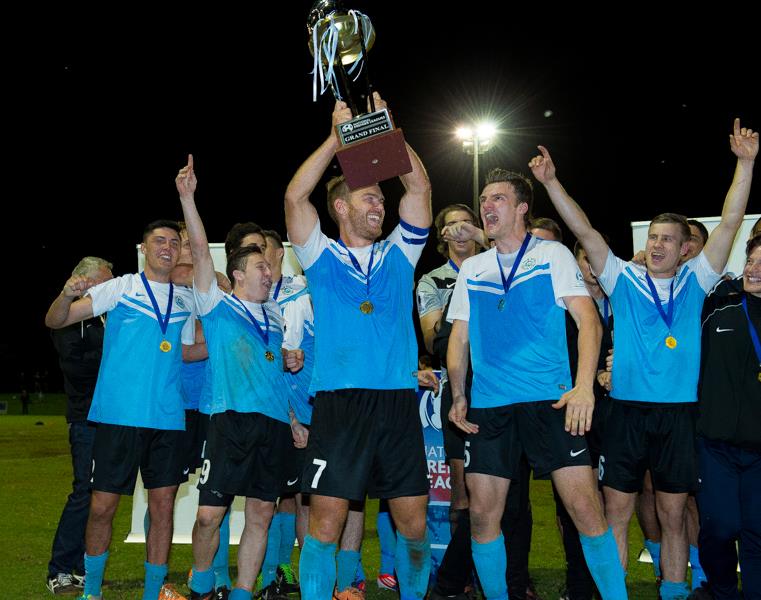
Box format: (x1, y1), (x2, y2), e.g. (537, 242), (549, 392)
(311, 458), (327, 488)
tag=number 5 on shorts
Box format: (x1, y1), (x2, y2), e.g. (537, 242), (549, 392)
(311, 458), (327, 488)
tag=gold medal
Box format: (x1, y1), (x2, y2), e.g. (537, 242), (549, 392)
(265, 350), (275, 362)
(360, 300), (374, 314)
(665, 336), (677, 349)
(757, 371), (761, 383)
(159, 340), (172, 353)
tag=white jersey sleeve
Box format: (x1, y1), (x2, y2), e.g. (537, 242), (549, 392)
(282, 297), (311, 350)
(446, 267), (471, 323)
(386, 220), (430, 267)
(687, 251), (723, 293)
(549, 244), (590, 308)
(193, 284), (225, 317)
(88, 275), (131, 317)
(290, 220), (329, 271)
(596, 249), (628, 296)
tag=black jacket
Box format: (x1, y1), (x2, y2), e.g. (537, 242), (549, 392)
(697, 292), (761, 450)
(50, 317), (104, 422)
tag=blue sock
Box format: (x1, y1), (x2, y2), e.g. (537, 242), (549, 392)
(377, 511), (396, 574)
(84, 551), (109, 597)
(471, 535), (507, 600)
(299, 536), (337, 600)
(143, 562), (167, 600)
(230, 588), (253, 600)
(262, 513), (282, 587)
(644, 538), (662, 578)
(689, 545), (706, 590)
(190, 567), (215, 594)
(278, 512), (297, 565)
(660, 580), (690, 600)
(396, 532), (431, 600)
(354, 556), (365, 584)
(578, 528), (627, 600)
(214, 509), (232, 589)
(336, 550), (361, 591)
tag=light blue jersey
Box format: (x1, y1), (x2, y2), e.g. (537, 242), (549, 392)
(195, 285), (290, 423)
(88, 273), (196, 430)
(597, 250), (721, 404)
(291, 219), (428, 394)
(181, 359), (206, 410)
(447, 238), (588, 408)
(273, 274), (315, 425)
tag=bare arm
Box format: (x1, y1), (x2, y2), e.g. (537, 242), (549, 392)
(556, 295), (602, 435)
(420, 309), (442, 355)
(183, 319), (208, 362)
(529, 146), (610, 275)
(176, 154), (214, 293)
(446, 319), (478, 434)
(703, 118), (758, 273)
(398, 142), (433, 229)
(45, 275), (96, 328)
(442, 221), (490, 250)
(284, 101), (352, 246)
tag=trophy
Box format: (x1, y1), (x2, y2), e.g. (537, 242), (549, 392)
(307, 0), (412, 190)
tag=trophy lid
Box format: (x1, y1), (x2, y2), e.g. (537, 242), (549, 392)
(307, 1), (375, 66)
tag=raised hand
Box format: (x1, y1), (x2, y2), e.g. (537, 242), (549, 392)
(62, 275), (96, 298)
(730, 118), (759, 161)
(528, 145), (557, 185)
(175, 154), (197, 199)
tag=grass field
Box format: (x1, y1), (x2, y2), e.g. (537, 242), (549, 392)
(1, 396), (660, 599)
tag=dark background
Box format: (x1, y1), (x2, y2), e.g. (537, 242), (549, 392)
(8, 5), (759, 392)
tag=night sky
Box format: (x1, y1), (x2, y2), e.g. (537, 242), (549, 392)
(10, 5), (760, 391)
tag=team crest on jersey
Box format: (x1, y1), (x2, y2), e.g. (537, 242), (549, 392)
(175, 296), (186, 309)
(576, 272), (583, 281)
(521, 257), (536, 270)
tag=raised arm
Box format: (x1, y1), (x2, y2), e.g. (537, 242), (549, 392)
(45, 275), (96, 329)
(529, 146), (610, 275)
(703, 118), (758, 273)
(398, 142), (432, 229)
(285, 100), (352, 245)
(176, 154), (214, 293)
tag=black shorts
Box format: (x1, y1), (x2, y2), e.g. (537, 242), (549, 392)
(440, 381), (467, 462)
(599, 400), (698, 494)
(302, 389), (429, 501)
(197, 410), (291, 505)
(91, 423), (187, 495)
(182, 409), (208, 475)
(282, 445), (306, 495)
(586, 391), (612, 469)
(466, 401), (591, 480)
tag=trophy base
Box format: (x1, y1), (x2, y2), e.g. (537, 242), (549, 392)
(336, 128), (412, 190)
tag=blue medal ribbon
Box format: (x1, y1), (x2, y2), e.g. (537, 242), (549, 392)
(231, 294), (270, 346)
(448, 258), (460, 274)
(338, 239), (375, 300)
(741, 295), (761, 369)
(603, 297), (610, 328)
(140, 272), (174, 338)
(645, 273), (675, 330)
(272, 276), (283, 301)
(495, 233), (532, 310)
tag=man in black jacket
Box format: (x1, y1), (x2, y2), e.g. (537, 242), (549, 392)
(696, 234), (761, 599)
(46, 256), (113, 594)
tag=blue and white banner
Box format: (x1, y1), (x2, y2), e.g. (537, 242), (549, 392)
(418, 372), (451, 580)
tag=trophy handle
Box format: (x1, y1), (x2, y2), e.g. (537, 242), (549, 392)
(356, 16), (375, 113)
